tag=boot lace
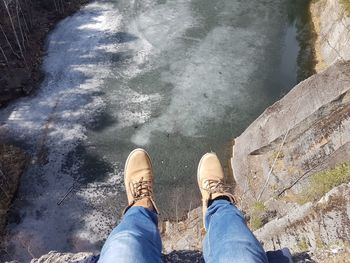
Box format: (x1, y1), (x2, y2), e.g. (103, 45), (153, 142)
(202, 179), (231, 194)
(130, 177), (153, 201)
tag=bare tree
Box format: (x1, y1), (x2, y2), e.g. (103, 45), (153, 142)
(22, 0), (34, 28)
(2, 0), (26, 63)
(0, 0), (78, 71)
(17, 0), (30, 44)
(0, 24), (20, 59)
(15, 0), (27, 51)
(53, 0), (59, 12)
(0, 44), (9, 64)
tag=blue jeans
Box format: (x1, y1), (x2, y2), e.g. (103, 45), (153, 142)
(98, 200), (268, 263)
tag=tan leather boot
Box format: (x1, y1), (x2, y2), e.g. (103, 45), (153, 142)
(197, 152), (235, 229)
(123, 148), (159, 214)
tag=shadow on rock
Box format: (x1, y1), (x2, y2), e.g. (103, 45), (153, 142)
(292, 251), (316, 263)
(162, 250), (204, 263)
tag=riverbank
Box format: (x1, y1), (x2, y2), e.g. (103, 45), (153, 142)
(0, 0), (89, 252)
(0, 0), (90, 108)
(0, 144), (26, 238)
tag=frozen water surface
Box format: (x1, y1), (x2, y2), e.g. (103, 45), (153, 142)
(0, 0), (303, 260)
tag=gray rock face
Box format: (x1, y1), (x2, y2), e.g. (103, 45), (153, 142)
(232, 61), (350, 211)
(311, 0), (350, 71)
(254, 183), (350, 255)
(30, 252), (97, 263)
(161, 207), (204, 254)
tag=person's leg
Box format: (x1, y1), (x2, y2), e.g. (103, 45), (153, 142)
(203, 199), (268, 263)
(98, 206), (162, 263)
(98, 148), (162, 263)
(197, 153), (268, 263)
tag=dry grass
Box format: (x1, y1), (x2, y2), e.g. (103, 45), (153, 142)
(296, 161), (350, 204)
(249, 201), (266, 231)
(280, 161), (350, 205)
(296, 237), (309, 251)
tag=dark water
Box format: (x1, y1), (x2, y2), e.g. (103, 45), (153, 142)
(0, 0), (312, 261)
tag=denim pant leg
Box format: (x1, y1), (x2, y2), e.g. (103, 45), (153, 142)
(98, 206), (163, 263)
(203, 200), (268, 263)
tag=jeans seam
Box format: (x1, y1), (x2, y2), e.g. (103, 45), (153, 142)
(206, 215), (212, 260)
